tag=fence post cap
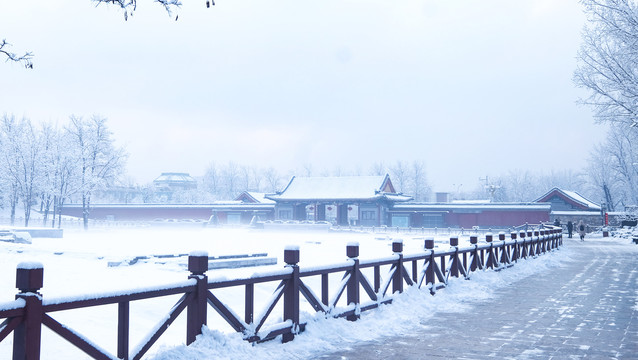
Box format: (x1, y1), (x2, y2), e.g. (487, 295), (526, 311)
(392, 239), (403, 253)
(188, 252), (209, 275)
(449, 237), (459, 247)
(485, 233), (493, 242)
(424, 238), (435, 249)
(16, 262), (43, 293)
(511, 232), (517, 239)
(346, 242), (359, 258)
(469, 236), (478, 244)
(284, 246), (300, 265)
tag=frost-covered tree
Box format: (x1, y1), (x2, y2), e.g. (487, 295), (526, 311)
(409, 160), (430, 201)
(587, 124), (638, 207)
(574, 0), (638, 127)
(50, 127), (81, 228)
(0, 115), (22, 225)
(389, 161), (408, 194)
(0, 116), (46, 226)
(66, 115), (127, 230)
(221, 161), (240, 199)
(262, 167), (282, 193)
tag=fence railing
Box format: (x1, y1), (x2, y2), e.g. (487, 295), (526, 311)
(0, 228), (562, 360)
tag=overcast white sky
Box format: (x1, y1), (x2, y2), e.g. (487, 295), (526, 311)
(0, 0), (606, 192)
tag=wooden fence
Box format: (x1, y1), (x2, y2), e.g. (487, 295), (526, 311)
(0, 227), (562, 360)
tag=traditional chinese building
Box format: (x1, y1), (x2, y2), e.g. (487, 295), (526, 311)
(265, 175), (412, 226)
(534, 188), (602, 225)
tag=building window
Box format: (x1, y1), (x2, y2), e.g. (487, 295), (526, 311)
(422, 214), (444, 228)
(361, 211), (376, 220)
(279, 210), (292, 220)
(391, 215), (409, 228)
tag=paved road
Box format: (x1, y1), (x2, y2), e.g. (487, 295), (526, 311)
(314, 237), (638, 359)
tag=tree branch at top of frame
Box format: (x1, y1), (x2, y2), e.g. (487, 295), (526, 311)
(92, 0), (185, 21)
(0, 39), (33, 69)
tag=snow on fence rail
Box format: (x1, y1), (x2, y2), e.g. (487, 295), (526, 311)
(0, 227), (563, 360)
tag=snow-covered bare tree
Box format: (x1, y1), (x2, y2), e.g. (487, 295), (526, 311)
(595, 124), (638, 206)
(586, 142), (622, 210)
(263, 167), (282, 193)
(0, 115), (22, 225)
(0, 116), (45, 226)
(409, 160), (430, 201)
(203, 162), (221, 199)
(50, 127), (80, 228)
(369, 162), (386, 176)
(221, 161), (240, 199)
(496, 170), (537, 202)
(66, 115), (127, 230)
(389, 161), (408, 194)
(574, 0), (638, 127)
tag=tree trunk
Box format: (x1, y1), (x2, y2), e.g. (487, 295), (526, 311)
(82, 194), (90, 230)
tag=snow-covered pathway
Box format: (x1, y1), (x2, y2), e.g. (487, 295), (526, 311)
(315, 236), (638, 359)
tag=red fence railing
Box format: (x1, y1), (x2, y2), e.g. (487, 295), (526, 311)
(0, 227), (562, 360)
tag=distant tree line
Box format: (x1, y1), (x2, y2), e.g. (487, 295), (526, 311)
(149, 160), (432, 203)
(0, 114), (126, 229)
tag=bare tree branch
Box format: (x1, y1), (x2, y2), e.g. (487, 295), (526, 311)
(92, 0), (183, 20)
(0, 39), (33, 69)
(574, 0), (638, 128)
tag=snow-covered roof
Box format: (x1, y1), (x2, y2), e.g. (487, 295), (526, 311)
(451, 199), (491, 204)
(62, 203), (274, 209)
(534, 188), (600, 211)
(560, 190), (600, 209)
(394, 203), (551, 211)
(551, 210), (601, 216)
(153, 172), (196, 183)
(267, 175), (412, 202)
(153, 172), (197, 189)
(234, 191), (276, 204)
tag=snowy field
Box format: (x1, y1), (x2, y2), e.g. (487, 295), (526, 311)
(0, 226), (592, 359)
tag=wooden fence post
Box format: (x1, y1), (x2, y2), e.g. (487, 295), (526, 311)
(469, 236), (479, 271)
(346, 243), (360, 321)
(187, 252), (208, 345)
(13, 262), (44, 360)
(392, 240), (404, 294)
(485, 233), (494, 269)
(424, 238), (435, 294)
(511, 232), (518, 262)
(527, 231), (534, 256)
(283, 247), (300, 343)
(498, 232), (508, 264)
(450, 237), (459, 278)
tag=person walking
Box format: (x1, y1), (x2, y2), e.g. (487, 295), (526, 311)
(577, 220), (586, 241)
(567, 221), (574, 238)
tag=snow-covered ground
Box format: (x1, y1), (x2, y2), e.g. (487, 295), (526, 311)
(0, 226), (583, 359)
